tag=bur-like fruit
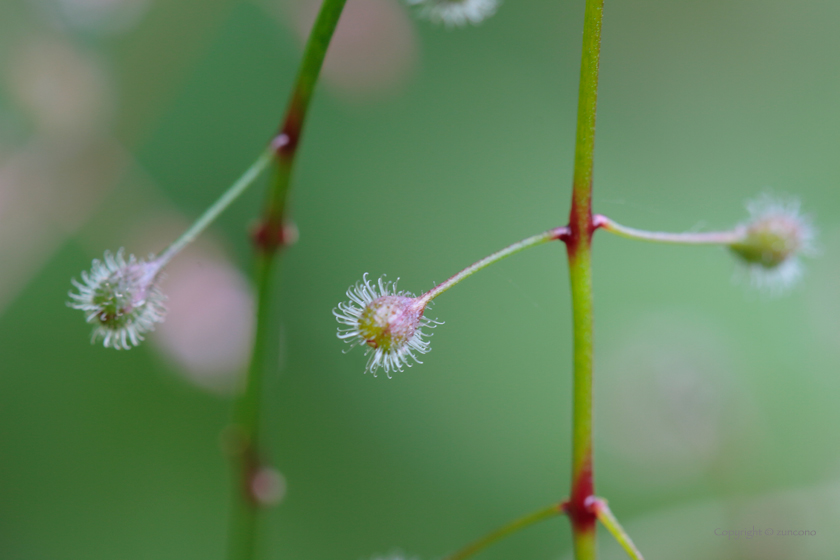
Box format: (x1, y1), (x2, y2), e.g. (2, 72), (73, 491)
(334, 274), (440, 377)
(728, 194), (815, 294)
(68, 249), (167, 350)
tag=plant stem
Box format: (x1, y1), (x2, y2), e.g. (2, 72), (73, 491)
(260, 0), (349, 244)
(225, 1), (348, 559)
(564, 0), (604, 559)
(594, 215), (742, 245)
(226, 254), (275, 560)
(591, 498), (644, 560)
(156, 148), (275, 267)
(420, 226), (569, 304)
(443, 504), (563, 560)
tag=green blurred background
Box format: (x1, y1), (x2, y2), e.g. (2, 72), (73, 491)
(1, 0), (840, 558)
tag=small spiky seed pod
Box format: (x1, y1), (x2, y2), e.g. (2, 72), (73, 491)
(334, 274), (440, 377)
(729, 194), (816, 294)
(68, 249), (167, 350)
(405, 0), (500, 27)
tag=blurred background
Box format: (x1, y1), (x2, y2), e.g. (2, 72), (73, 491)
(1, 0), (840, 558)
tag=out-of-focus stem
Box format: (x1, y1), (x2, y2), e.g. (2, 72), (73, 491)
(594, 215), (742, 245)
(225, 1), (348, 560)
(226, 253), (276, 560)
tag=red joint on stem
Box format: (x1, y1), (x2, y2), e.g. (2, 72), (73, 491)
(564, 198), (596, 256)
(591, 214), (608, 230)
(272, 130), (298, 160)
(589, 497), (606, 515)
(560, 499), (571, 513)
(275, 96), (304, 159)
(271, 133), (293, 157)
(567, 456), (597, 532)
(251, 220), (297, 253)
(552, 226), (573, 242)
(224, 424), (262, 507)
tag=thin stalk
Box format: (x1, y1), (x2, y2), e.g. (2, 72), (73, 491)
(564, 1), (604, 559)
(566, 244), (596, 559)
(591, 499), (644, 560)
(443, 504), (563, 560)
(156, 148), (274, 267)
(420, 227), (569, 304)
(594, 215), (742, 246)
(261, 0), (349, 238)
(225, 1), (348, 559)
(226, 253), (276, 560)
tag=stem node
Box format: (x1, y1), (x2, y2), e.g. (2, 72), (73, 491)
(271, 133), (294, 158)
(251, 220), (298, 253)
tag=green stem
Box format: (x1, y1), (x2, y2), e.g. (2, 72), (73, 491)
(156, 148), (274, 267)
(225, 1), (348, 559)
(443, 504), (563, 560)
(566, 244), (596, 558)
(592, 498), (644, 560)
(564, 0), (604, 559)
(569, 0), (603, 233)
(420, 227), (568, 304)
(262, 0), (349, 235)
(595, 215), (742, 245)
(225, 253), (276, 560)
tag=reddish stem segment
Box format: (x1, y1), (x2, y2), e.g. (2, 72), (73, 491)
(566, 454), (596, 532)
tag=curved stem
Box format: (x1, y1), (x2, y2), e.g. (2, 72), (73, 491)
(156, 148), (274, 267)
(225, 1), (348, 559)
(565, 1), (604, 559)
(591, 498), (644, 560)
(420, 226), (568, 304)
(443, 503), (563, 560)
(594, 215), (742, 246)
(260, 0), (349, 243)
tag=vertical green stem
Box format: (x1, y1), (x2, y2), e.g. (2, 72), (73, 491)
(565, 0), (604, 559)
(566, 247), (596, 558)
(226, 1), (348, 559)
(226, 255), (276, 560)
